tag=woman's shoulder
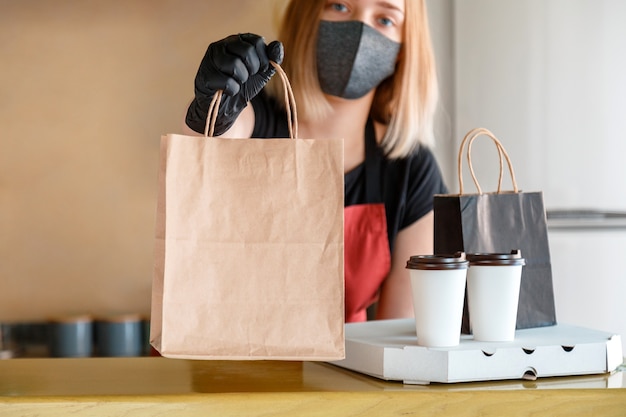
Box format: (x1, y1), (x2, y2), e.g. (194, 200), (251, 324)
(385, 141), (437, 169)
(386, 143), (447, 192)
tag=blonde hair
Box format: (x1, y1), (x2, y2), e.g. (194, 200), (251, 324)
(269, 0), (439, 158)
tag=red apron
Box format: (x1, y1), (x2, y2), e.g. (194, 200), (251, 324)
(343, 118), (391, 323)
(344, 203), (391, 322)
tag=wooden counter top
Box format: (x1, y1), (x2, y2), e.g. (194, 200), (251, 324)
(1, 357), (625, 416)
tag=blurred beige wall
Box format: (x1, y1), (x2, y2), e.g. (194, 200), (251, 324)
(0, 0), (283, 321)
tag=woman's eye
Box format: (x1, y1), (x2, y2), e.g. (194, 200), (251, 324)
(378, 17), (394, 27)
(329, 3), (348, 13)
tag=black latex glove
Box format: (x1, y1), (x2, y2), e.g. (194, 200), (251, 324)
(185, 33), (284, 136)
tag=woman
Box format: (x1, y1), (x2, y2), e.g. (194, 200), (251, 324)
(183, 0), (447, 322)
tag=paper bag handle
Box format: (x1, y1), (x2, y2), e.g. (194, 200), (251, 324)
(204, 61), (298, 139)
(458, 127), (519, 195)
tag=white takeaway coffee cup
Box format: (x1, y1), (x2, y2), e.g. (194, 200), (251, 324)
(406, 252), (469, 347)
(466, 250), (526, 342)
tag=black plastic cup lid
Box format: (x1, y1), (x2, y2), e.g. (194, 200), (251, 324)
(466, 249), (526, 266)
(406, 252), (469, 270)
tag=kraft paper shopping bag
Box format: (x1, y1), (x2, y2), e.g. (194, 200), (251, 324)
(151, 64), (345, 360)
(434, 128), (556, 332)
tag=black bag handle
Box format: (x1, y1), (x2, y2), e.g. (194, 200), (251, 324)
(458, 127), (519, 195)
(205, 62), (298, 139)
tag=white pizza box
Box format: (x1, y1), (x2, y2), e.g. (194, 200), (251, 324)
(331, 319), (623, 385)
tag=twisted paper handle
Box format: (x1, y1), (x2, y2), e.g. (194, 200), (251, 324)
(204, 61), (298, 139)
(458, 127), (519, 195)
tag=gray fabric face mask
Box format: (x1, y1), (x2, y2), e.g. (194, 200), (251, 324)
(316, 20), (401, 99)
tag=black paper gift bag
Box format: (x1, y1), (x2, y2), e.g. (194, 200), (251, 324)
(434, 128), (556, 333)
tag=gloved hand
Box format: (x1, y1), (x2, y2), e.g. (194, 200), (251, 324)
(185, 33), (284, 136)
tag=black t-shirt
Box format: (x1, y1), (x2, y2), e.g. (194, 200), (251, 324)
(251, 92), (448, 254)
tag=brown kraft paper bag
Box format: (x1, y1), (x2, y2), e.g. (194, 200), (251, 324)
(151, 64), (345, 360)
(434, 128), (556, 333)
